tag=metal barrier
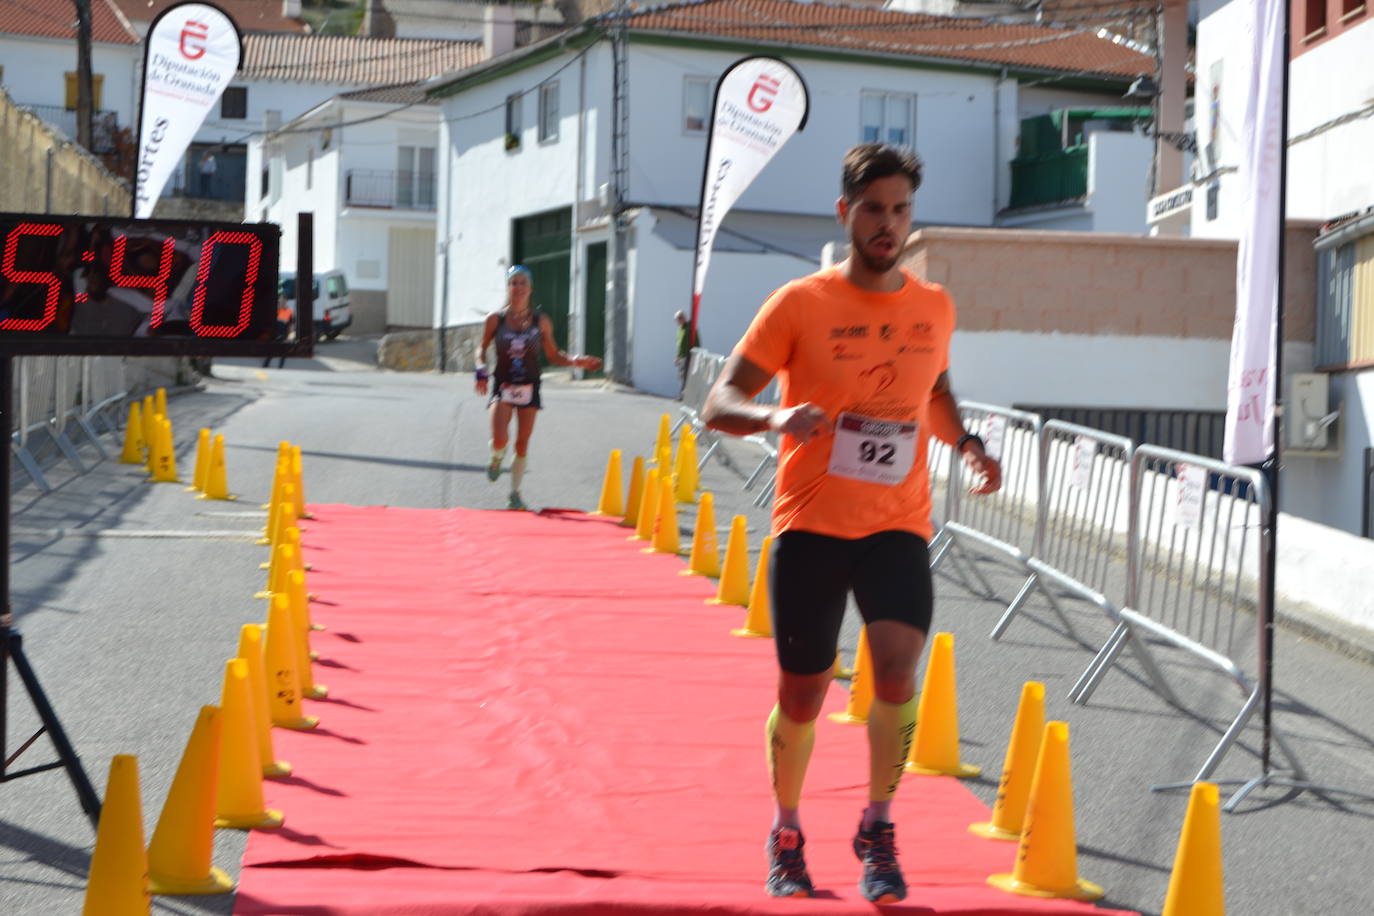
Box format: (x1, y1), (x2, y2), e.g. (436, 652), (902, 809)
(1068, 444), (1305, 786)
(989, 421), (1140, 645)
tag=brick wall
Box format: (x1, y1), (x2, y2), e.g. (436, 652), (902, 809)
(901, 225), (1319, 344)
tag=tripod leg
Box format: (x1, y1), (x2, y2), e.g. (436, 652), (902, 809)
(5, 632), (102, 829)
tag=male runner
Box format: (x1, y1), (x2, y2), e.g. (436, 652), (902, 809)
(701, 143), (1001, 903)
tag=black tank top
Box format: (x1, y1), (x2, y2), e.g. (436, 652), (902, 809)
(493, 310), (544, 385)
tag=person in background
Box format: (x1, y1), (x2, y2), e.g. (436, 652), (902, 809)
(198, 150), (217, 197)
(263, 293), (292, 369)
(674, 310), (700, 398)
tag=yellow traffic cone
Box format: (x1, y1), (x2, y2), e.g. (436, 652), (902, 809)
(681, 491), (720, 577)
(198, 434), (235, 501)
(151, 418), (178, 482)
(907, 632), (980, 778)
(291, 445), (312, 519)
(235, 624), (291, 778)
(256, 542), (295, 599)
(988, 721), (1103, 900)
(265, 593), (318, 730)
(657, 444), (673, 480)
(288, 568), (327, 699)
(629, 467), (660, 541)
(673, 429), (697, 504)
(1162, 782), (1225, 916)
(187, 428), (211, 492)
(970, 681), (1045, 840)
(120, 402), (145, 464)
(683, 428), (700, 497)
(155, 386), (167, 418)
(707, 515), (750, 606)
(262, 447), (288, 510)
(257, 490), (294, 546)
(82, 755), (150, 916)
(592, 449), (625, 516)
(148, 706), (234, 895)
(832, 650), (855, 680)
(646, 475), (681, 554)
(215, 659), (284, 830)
(829, 627), (874, 724)
(653, 413), (672, 466)
(142, 396), (157, 471)
(620, 456), (645, 527)
(732, 536), (774, 637)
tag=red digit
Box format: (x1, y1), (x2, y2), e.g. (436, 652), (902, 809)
(1, 222), (63, 331)
(190, 231), (262, 338)
(109, 234), (175, 327)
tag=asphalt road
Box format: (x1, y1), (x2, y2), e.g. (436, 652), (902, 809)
(1, 339), (1372, 915)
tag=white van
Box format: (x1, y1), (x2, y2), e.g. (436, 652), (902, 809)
(278, 270), (353, 340)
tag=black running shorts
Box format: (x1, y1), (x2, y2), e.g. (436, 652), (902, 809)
(770, 529), (933, 676)
(489, 378), (542, 410)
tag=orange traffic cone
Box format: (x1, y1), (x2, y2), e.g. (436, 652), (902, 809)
(620, 456), (645, 527)
(1161, 782), (1225, 916)
(732, 536), (773, 637)
(148, 706), (234, 895)
(187, 428), (211, 492)
(235, 624), (291, 778)
(988, 721), (1103, 900)
(707, 515), (750, 606)
(82, 755), (150, 916)
(646, 475), (681, 554)
(629, 467), (660, 541)
(970, 682), (1045, 840)
(198, 434), (235, 501)
(215, 659), (284, 830)
(288, 568), (327, 699)
(592, 449), (625, 516)
(120, 402), (145, 464)
(681, 491), (720, 577)
(265, 594), (318, 730)
(907, 632), (981, 778)
(829, 627), (874, 725)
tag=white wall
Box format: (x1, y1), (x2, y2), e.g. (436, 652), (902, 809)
(0, 36), (140, 129)
(1086, 131), (1153, 234)
(1283, 369), (1374, 536)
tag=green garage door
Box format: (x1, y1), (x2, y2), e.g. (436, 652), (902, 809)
(511, 208), (571, 350)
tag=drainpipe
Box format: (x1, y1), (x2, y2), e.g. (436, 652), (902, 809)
(438, 119), (453, 372)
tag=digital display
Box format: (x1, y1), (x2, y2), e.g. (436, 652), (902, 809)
(0, 213), (302, 356)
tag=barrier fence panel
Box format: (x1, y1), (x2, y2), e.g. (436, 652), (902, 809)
(1068, 444), (1305, 786)
(990, 421), (1137, 646)
(48, 357), (88, 471)
(926, 435), (954, 562)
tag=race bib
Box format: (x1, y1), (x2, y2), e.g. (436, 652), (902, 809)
(827, 412), (918, 486)
(499, 383), (534, 406)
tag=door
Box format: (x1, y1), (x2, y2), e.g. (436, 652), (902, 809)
(387, 227), (436, 328)
(583, 241), (607, 376)
(511, 208), (571, 350)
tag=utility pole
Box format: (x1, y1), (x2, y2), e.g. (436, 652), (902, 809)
(606, 0), (631, 384)
(72, 0), (95, 151)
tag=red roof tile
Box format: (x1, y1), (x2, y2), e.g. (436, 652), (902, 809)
(0, 0), (136, 44)
(109, 0), (309, 34)
(626, 0), (1153, 79)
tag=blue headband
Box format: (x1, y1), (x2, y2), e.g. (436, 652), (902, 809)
(507, 265), (532, 281)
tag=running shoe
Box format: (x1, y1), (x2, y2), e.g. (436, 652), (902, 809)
(507, 491), (527, 511)
(853, 820), (907, 903)
(486, 457), (502, 481)
(765, 826), (814, 898)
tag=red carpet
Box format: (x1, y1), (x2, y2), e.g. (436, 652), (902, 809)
(232, 506), (1137, 916)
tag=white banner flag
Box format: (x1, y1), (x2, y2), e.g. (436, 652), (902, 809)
(691, 56), (808, 329)
(135, 2), (242, 217)
(1223, 0), (1285, 465)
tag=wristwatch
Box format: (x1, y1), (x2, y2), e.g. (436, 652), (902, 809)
(956, 432), (984, 454)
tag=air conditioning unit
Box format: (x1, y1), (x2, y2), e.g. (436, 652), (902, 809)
(1286, 372), (1340, 454)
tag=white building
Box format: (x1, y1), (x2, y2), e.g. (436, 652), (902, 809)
(427, 0), (1155, 398)
(1191, 0), (1374, 537)
(250, 74), (481, 334)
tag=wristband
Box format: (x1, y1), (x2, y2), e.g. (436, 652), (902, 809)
(475, 366), (489, 381)
(956, 432), (984, 454)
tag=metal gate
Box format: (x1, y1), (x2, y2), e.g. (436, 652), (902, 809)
(511, 208), (571, 350)
(387, 226), (436, 328)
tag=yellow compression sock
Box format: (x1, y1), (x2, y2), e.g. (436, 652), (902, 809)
(766, 705), (816, 812)
(867, 696), (917, 803)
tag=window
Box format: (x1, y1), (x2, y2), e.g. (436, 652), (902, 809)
(326, 274), (348, 297)
(1305, 0), (1327, 35)
(396, 145), (436, 209)
(505, 94), (522, 150)
(1343, 0), (1365, 17)
(63, 72), (104, 110)
(860, 91), (914, 148)
(1316, 235), (1374, 368)
(538, 81), (559, 143)
(684, 76), (712, 133)
(221, 86), (247, 119)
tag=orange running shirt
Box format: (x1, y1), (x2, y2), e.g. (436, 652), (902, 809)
(735, 265), (956, 541)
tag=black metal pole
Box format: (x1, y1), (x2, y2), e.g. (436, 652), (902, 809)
(1259, 0), (1293, 776)
(0, 356), (102, 829)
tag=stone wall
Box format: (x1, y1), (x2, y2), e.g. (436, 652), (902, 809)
(377, 323), (485, 372)
(0, 87), (131, 215)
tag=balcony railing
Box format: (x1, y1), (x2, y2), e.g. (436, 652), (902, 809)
(1008, 146), (1089, 210)
(19, 104), (120, 154)
(344, 169), (436, 210)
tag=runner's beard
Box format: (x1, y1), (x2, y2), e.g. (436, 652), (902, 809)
(853, 240), (900, 275)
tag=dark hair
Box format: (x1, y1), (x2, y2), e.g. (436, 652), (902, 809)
(841, 143), (923, 201)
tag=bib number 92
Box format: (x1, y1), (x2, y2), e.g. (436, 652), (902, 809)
(827, 411), (917, 486)
(858, 440), (896, 465)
